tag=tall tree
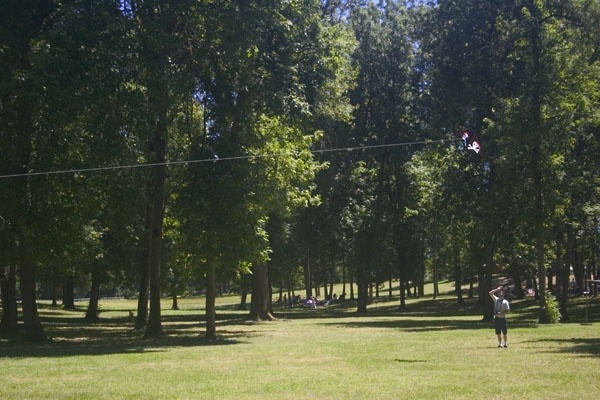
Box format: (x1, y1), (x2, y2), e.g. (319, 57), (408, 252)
(124, 0), (202, 336)
(344, 2), (423, 312)
(0, 0), (66, 341)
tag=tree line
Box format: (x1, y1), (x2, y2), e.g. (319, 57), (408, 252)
(1, 0), (599, 341)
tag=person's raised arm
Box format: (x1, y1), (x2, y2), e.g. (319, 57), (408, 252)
(489, 286), (502, 301)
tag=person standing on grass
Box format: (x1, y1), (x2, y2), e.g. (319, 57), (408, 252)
(489, 286), (510, 348)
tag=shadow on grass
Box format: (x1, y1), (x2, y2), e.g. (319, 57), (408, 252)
(0, 311), (255, 358)
(317, 317), (494, 331)
(522, 337), (600, 358)
(0, 332), (244, 359)
(277, 296), (542, 332)
(3, 296), (595, 358)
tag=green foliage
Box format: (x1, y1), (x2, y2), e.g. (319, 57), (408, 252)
(544, 290), (562, 324)
(2, 0), (600, 333)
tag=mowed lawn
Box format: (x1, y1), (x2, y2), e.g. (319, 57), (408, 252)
(1, 286), (599, 400)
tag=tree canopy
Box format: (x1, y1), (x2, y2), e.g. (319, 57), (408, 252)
(1, 0), (599, 340)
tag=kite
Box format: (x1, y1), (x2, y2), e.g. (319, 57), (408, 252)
(460, 131), (481, 154)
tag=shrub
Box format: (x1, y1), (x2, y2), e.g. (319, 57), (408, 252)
(544, 290), (562, 324)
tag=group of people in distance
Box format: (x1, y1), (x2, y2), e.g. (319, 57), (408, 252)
(280, 286), (512, 348)
(281, 294), (335, 309)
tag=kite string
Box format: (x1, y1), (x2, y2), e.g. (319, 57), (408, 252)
(0, 138), (458, 179)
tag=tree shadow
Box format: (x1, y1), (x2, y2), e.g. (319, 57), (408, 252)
(521, 337), (600, 358)
(316, 317), (491, 331)
(0, 311), (253, 358)
(275, 297), (541, 331)
(3, 295), (585, 357)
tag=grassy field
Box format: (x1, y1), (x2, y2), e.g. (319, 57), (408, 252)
(1, 283), (599, 400)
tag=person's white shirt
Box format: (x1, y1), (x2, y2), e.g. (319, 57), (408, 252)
(492, 295), (510, 318)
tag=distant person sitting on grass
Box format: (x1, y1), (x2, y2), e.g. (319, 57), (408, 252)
(489, 286), (510, 348)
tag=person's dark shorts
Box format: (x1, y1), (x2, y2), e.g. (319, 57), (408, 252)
(494, 317), (507, 335)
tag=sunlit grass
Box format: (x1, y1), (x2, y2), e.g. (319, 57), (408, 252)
(1, 283), (599, 399)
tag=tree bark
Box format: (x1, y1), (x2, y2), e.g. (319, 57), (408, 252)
(558, 228), (573, 321)
(432, 245), (439, 299)
(356, 277), (368, 313)
(85, 264), (101, 321)
(399, 275), (406, 309)
(249, 262), (276, 321)
(19, 252), (46, 342)
(238, 274), (251, 310)
(145, 157), (166, 338)
(205, 257), (217, 339)
(140, 95), (167, 337)
(525, 0), (549, 324)
(481, 232), (495, 321)
(0, 264), (18, 334)
(135, 274), (149, 329)
(63, 275), (75, 310)
(171, 293), (179, 310)
(13, 48), (45, 341)
(454, 244), (463, 304)
(135, 205), (152, 330)
(303, 252), (313, 299)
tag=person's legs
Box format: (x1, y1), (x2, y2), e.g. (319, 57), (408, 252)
(494, 318), (503, 347)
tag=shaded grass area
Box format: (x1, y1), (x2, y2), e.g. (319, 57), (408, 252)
(2, 293), (600, 355)
(1, 292), (599, 399)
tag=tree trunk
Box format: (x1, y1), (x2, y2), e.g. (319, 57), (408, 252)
(432, 255), (439, 299)
(0, 264), (18, 334)
(399, 275), (406, 309)
(341, 262), (347, 298)
(454, 245), (463, 304)
(249, 262), (276, 321)
(145, 163), (166, 338)
(85, 264), (101, 321)
(417, 256), (425, 298)
(526, 0), (549, 324)
(19, 253), (46, 342)
(10, 17), (48, 343)
(559, 228), (573, 321)
(238, 273), (251, 310)
(536, 223), (548, 323)
(468, 276), (474, 299)
(171, 293), (179, 310)
(135, 242), (150, 330)
(135, 193), (154, 330)
(51, 285), (58, 307)
(356, 277), (368, 313)
(63, 275), (75, 310)
(304, 252), (312, 300)
(142, 97), (167, 337)
(482, 233), (495, 321)
(238, 289), (248, 310)
(205, 257), (217, 339)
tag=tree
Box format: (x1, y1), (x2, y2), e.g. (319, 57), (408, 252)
(123, 0), (204, 336)
(174, 0), (354, 334)
(0, 0), (79, 341)
(343, 2), (424, 312)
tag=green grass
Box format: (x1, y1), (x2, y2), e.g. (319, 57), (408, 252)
(1, 286), (599, 399)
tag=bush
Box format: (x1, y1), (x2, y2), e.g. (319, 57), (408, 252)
(544, 290), (562, 324)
